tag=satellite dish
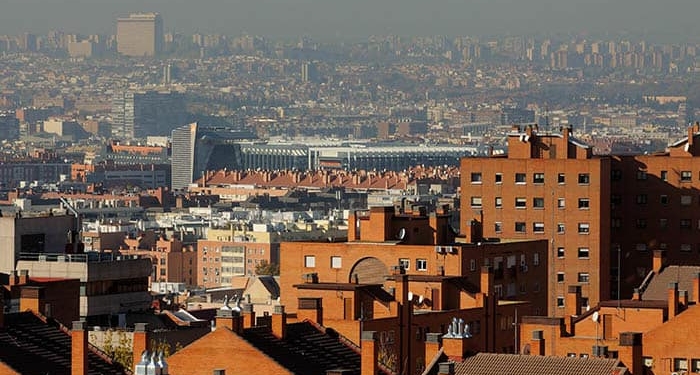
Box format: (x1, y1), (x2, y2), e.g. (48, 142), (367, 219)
(397, 227), (407, 240)
(591, 311), (600, 323)
(407, 291), (414, 301)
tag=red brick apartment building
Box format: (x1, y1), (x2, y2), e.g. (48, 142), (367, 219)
(276, 205), (548, 374)
(461, 123), (700, 316)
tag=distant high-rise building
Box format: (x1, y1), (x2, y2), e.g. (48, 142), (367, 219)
(111, 90), (187, 139)
(171, 122), (256, 190)
(301, 62), (319, 83)
(116, 13), (163, 57)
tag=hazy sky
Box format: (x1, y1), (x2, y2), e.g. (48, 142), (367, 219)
(3, 0), (700, 40)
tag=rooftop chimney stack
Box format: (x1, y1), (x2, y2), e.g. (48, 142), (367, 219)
(361, 331), (379, 375)
(668, 282), (679, 319)
(71, 321), (88, 375)
(132, 323), (150, 372)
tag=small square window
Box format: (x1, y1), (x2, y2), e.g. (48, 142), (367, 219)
(578, 173), (590, 184)
(558, 173), (565, 184)
(681, 171), (692, 182)
(557, 272), (565, 282)
(304, 255), (316, 268)
(515, 222), (526, 233)
(578, 273), (590, 283)
(494, 222), (503, 233)
(578, 223), (590, 233)
(681, 195), (692, 205)
(681, 244), (693, 253)
(578, 248), (590, 258)
(636, 170), (647, 180)
(659, 218), (668, 228)
(612, 218), (622, 228)
(659, 170), (668, 181)
(578, 198), (590, 209)
(660, 195), (669, 205)
(611, 169), (622, 181)
(533, 197), (545, 208)
(557, 297), (565, 308)
(681, 219), (692, 229)
(557, 247), (565, 258)
(635, 243), (648, 251)
(331, 256), (342, 269)
(691, 358), (700, 372)
(674, 358), (689, 372)
(635, 219), (647, 229)
(416, 258), (427, 271)
(515, 197), (527, 208)
(533, 222), (545, 232)
(495, 173), (503, 183)
(533, 173), (545, 184)
(636, 194), (648, 204)
(470, 196), (483, 207)
(515, 173), (527, 184)
(495, 197), (502, 208)
(470, 172), (482, 183)
(399, 258), (410, 270)
(557, 198), (565, 208)
(557, 223), (565, 233)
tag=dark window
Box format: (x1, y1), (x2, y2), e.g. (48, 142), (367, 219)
(470, 173), (482, 183)
(681, 219), (692, 229)
(660, 195), (669, 205)
(533, 197), (545, 208)
(578, 198), (590, 209)
(495, 173), (503, 183)
(636, 170), (647, 180)
(636, 194), (648, 204)
(660, 170), (668, 181)
(611, 169), (622, 181)
(515, 222), (526, 233)
(636, 219), (647, 229)
(557, 247), (565, 258)
(681, 171), (692, 182)
(515, 173), (526, 183)
(533, 173), (545, 184)
(558, 173), (565, 184)
(578, 173), (590, 184)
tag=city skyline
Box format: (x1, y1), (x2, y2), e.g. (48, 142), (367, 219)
(2, 0), (700, 41)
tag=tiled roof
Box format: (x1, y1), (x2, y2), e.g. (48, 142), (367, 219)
(641, 265), (700, 302)
(453, 353), (624, 375)
(242, 321), (361, 375)
(0, 312), (128, 375)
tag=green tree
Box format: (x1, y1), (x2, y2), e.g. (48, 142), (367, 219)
(255, 260), (280, 276)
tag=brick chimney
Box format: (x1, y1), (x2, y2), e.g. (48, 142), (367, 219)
(565, 285), (582, 335)
(652, 250), (665, 273)
(437, 362), (455, 375)
(215, 309), (242, 333)
(132, 323), (150, 371)
(425, 332), (442, 363)
(442, 317), (476, 362)
(271, 305), (287, 339)
(530, 330), (545, 356)
(361, 331), (379, 375)
(668, 282), (679, 319)
(297, 298), (323, 325)
(618, 332), (643, 375)
(71, 321), (88, 375)
(241, 304), (255, 329)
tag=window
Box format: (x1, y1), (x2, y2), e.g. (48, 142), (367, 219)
(578, 198), (590, 209)
(470, 172), (482, 183)
(659, 218), (668, 229)
(635, 243), (648, 251)
(558, 173), (566, 184)
(557, 272), (565, 283)
(578, 223), (590, 233)
(494, 285), (503, 298)
(578, 248), (590, 258)
(557, 247), (565, 258)
(636, 170), (647, 180)
(611, 169), (622, 181)
(660, 195), (669, 205)
(416, 258), (427, 271)
(611, 194), (622, 205)
(494, 222), (503, 233)
(681, 244), (693, 253)
(557, 198), (565, 208)
(533, 282), (540, 293)
(533, 253), (540, 266)
(681, 195), (692, 205)
(681, 170), (692, 182)
(557, 297), (565, 308)
(692, 358), (700, 372)
(495, 173), (503, 183)
(660, 170), (668, 181)
(681, 219), (692, 229)
(557, 223), (565, 233)
(304, 255), (316, 268)
(674, 358), (689, 372)
(533, 197), (545, 208)
(399, 258), (410, 271)
(578, 273), (590, 283)
(578, 173), (590, 184)
(636, 194), (648, 204)
(470, 196), (483, 207)
(533, 173), (545, 184)
(515, 197), (527, 208)
(331, 256), (342, 269)
(470, 259), (476, 271)
(515, 173), (526, 184)
(635, 219), (647, 229)
(612, 218), (622, 228)
(515, 222), (526, 233)
(160, 258), (166, 265)
(495, 197), (502, 208)
(533, 222), (545, 233)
